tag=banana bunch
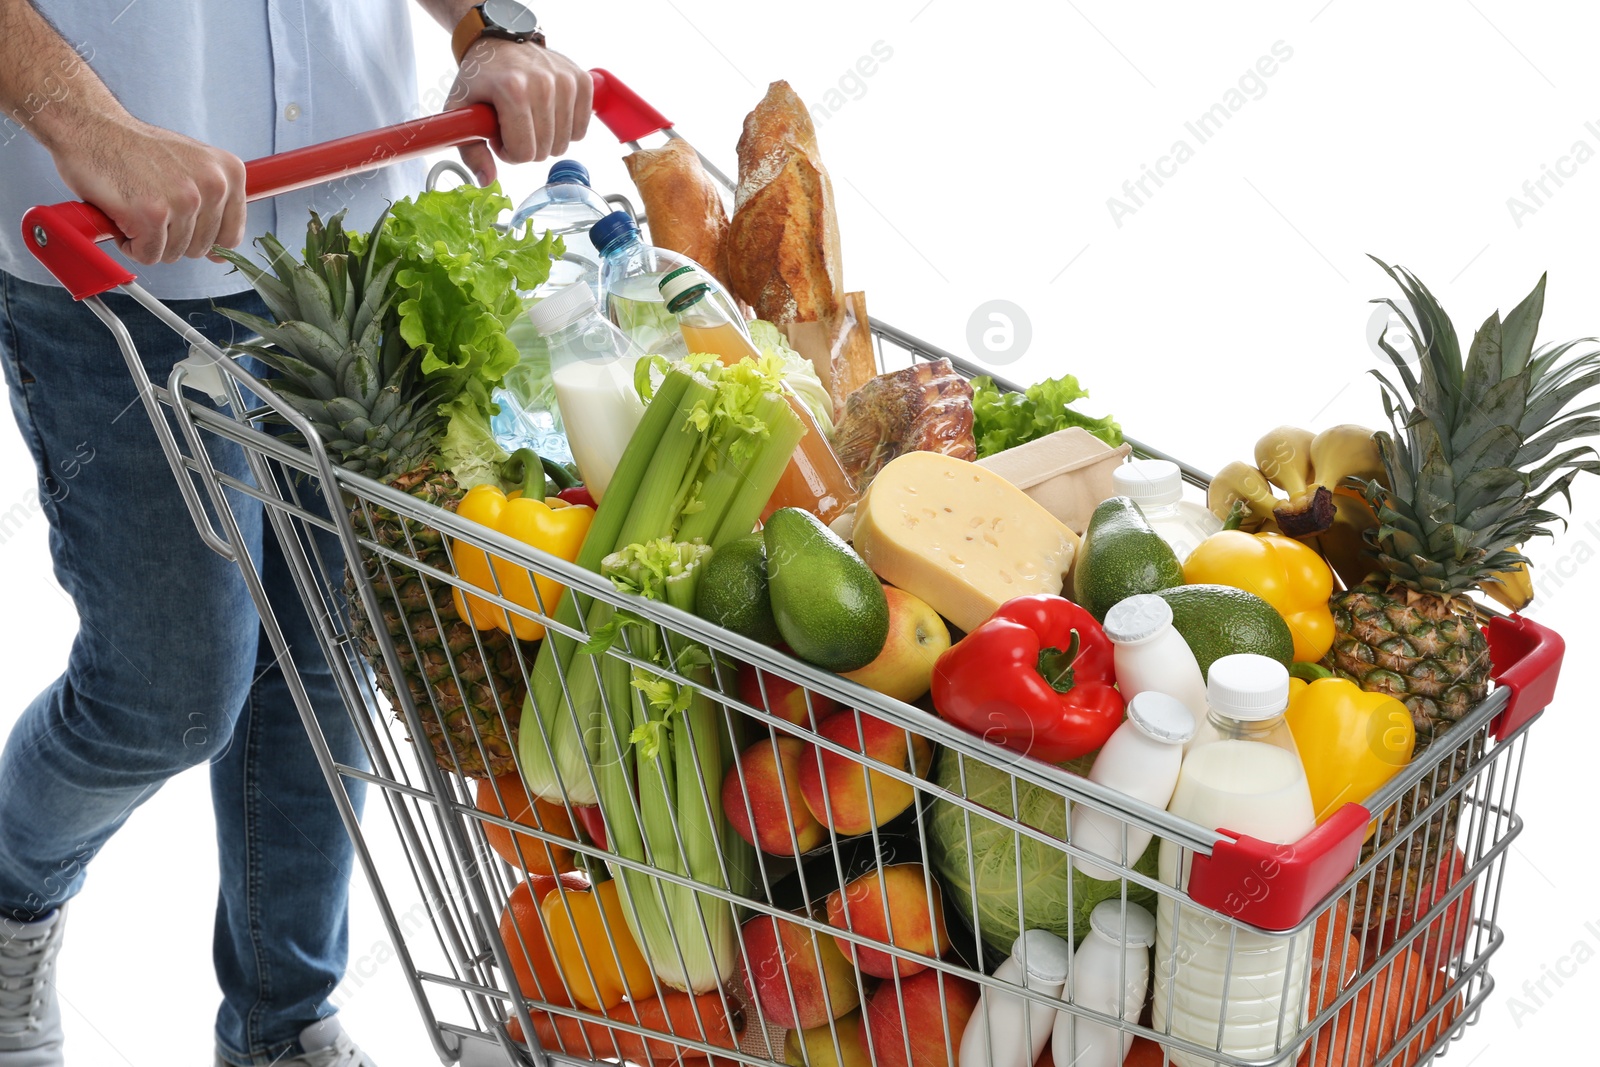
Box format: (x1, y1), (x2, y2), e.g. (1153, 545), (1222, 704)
(1208, 425), (1385, 589)
(1484, 547), (1535, 612)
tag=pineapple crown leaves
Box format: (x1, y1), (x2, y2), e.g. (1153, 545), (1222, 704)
(1361, 257), (1600, 593)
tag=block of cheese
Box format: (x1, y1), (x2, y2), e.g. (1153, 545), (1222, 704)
(851, 451), (1082, 633)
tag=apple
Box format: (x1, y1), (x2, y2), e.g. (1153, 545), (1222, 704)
(739, 659), (839, 728)
(741, 911), (861, 1031)
(723, 735), (829, 856)
(863, 968), (979, 1067)
(798, 711), (934, 836)
(841, 585), (951, 704)
(826, 863), (948, 978)
(786, 1009), (872, 1067)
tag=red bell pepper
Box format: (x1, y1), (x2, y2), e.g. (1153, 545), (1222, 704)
(556, 485), (596, 508)
(931, 594), (1123, 763)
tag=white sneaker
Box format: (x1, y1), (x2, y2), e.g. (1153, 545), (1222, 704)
(0, 907), (65, 1067)
(215, 1017), (376, 1067)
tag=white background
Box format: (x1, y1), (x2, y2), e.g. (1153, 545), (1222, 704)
(2, 0), (1595, 1063)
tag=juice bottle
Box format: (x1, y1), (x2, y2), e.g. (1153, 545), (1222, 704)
(659, 267), (858, 524)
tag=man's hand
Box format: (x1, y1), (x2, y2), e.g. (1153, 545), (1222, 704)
(1, 0), (246, 266)
(50, 115), (247, 265)
(447, 39), (592, 185)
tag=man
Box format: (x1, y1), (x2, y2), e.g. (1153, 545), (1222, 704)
(0, 2), (589, 1063)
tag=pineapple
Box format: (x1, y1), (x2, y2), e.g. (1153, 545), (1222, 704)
(1329, 260), (1600, 931)
(217, 210), (522, 778)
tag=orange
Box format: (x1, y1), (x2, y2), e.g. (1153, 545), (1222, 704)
(476, 774), (578, 876)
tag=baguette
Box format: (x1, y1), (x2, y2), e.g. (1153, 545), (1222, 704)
(623, 138), (733, 291)
(728, 81), (844, 325)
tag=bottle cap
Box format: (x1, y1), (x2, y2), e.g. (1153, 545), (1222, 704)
(589, 211), (638, 256)
(1007, 929), (1073, 986)
(659, 264), (712, 313)
(1101, 594), (1173, 645)
(1089, 900), (1157, 949)
(1206, 654), (1291, 721)
(526, 281), (597, 336)
(547, 159), (592, 186)
(1113, 459), (1184, 508)
(1126, 691), (1196, 745)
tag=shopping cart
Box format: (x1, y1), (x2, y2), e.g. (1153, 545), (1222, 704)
(22, 70), (1565, 1067)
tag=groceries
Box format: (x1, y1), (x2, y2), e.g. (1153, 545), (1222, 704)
(838, 584), (950, 704)
(853, 450), (1082, 633)
(1073, 495), (1186, 621)
(1067, 691), (1194, 881)
(1154, 583), (1294, 678)
(765, 507), (889, 672)
(930, 594), (1122, 763)
(530, 282), (647, 501)
(1056, 902), (1156, 1067)
(1285, 676), (1415, 826)
(830, 359), (977, 491)
(1207, 424), (1382, 539)
(623, 138), (735, 292)
(975, 426), (1132, 533)
(1183, 529), (1336, 663)
(961, 929), (1071, 1067)
(592, 210), (744, 362)
(510, 158), (612, 292)
(825, 863), (949, 978)
(1154, 655), (1317, 1067)
(663, 266), (859, 524)
(971, 372), (1123, 455)
(1101, 594), (1208, 728)
(863, 968), (979, 1067)
(694, 532), (781, 644)
(1111, 459), (1222, 561)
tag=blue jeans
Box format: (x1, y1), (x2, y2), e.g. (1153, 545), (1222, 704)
(0, 271), (367, 1065)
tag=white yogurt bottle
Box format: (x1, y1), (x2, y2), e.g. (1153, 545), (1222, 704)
(1112, 459), (1222, 562)
(961, 929), (1073, 1067)
(1102, 594), (1209, 728)
(1153, 654), (1316, 1067)
(530, 281), (647, 502)
(1070, 691), (1195, 881)
(1055, 900), (1156, 1067)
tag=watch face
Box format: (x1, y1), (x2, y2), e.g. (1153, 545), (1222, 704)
(482, 0), (538, 34)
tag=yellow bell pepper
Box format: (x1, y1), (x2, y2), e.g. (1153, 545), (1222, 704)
(451, 483), (594, 642)
(540, 877), (655, 1011)
(1183, 530), (1335, 662)
(1286, 676), (1415, 833)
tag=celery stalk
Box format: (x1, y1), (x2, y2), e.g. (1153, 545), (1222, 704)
(707, 393), (805, 547)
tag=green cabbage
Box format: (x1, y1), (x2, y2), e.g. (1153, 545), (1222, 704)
(748, 319), (834, 438)
(929, 749), (1159, 953)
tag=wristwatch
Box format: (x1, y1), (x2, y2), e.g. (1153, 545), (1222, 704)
(452, 0), (544, 63)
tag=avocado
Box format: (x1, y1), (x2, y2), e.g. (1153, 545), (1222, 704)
(1156, 583), (1294, 678)
(1072, 496), (1186, 620)
(764, 507), (889, 672)
(695, 534), (781, 645)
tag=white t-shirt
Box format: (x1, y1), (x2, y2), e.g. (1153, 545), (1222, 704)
(0, 0), (426, 299)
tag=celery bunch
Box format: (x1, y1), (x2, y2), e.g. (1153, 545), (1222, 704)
(518, 357), (804, 806)
(579, 540), (754, 993)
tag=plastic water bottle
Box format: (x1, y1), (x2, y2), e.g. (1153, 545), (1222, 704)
(510, 159), (613, 295)
(1056, 901), (1156, 1067)
(1069, 691), (1194, 881)
(591, 210), (744, 362)
(1153, 655), (1316, 1067)
(1113, 459), (1222, 562)
(527, 282), (647, 502)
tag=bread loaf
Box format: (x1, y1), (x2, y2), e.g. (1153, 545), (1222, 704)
(728, 81), (844, 325)
(623, 138), (733, 291)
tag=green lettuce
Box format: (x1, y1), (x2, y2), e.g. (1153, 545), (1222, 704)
(748, 319), (835, 438)
(358, 183), (561, 485)
(972, 372), (1122, 456)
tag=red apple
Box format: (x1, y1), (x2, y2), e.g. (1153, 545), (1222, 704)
(742, 911), (861, 1031)
(798, 711), (933, 836)
(740, 659), (839, 727)
(864, 968), (979, 1067)
(723, 736), (828, 856)
(826, 864), (948, 978)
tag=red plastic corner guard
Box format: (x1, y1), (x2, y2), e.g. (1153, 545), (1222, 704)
(1188, 612), (1565, 931)
(23, 67), (670, 300)
(1486, 613), (1564, 741)
(1186, 805), (1371, 933)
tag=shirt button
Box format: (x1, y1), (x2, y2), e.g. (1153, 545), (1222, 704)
(284, 103), (302, 122)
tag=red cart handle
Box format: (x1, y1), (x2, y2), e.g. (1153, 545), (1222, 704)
(1186, 612), (1564, 931)
(22, 68), (672, 300)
